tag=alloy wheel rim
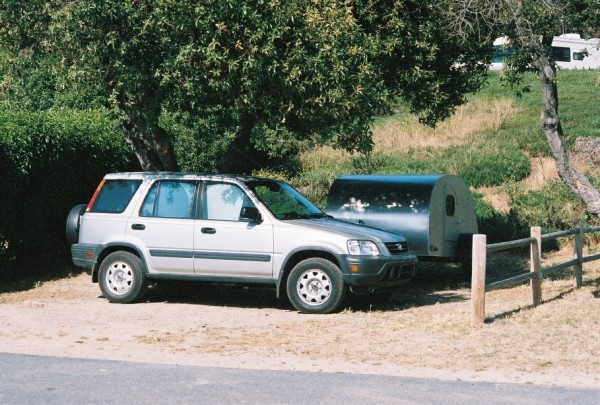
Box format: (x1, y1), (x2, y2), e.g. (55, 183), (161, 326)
(296, 269), (332, 306)
(106, 261), (134, 295)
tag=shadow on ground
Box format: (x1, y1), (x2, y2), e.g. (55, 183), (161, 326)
(141, 262), (476, 313)
(0, 261), (85, 294)
(2, 250), (560, 314)
(142, 280), (289, 310)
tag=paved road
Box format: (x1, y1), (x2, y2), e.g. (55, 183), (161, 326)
(1, 353), (598, 404)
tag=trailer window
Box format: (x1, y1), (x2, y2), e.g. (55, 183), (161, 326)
(573, 52), (585, 61)
(446, 195), (455, 217)
(327, 182), (431, 214)
(552, 46), (571, 62)
(491, 44), (516, 63)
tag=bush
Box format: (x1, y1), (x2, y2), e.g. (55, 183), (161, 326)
(353, 143), (530, 188)
(472, 192), (529, 243)
(453, 143), (531, 187)
(512, 180), (588, 233)
(0, 110), (137, 274)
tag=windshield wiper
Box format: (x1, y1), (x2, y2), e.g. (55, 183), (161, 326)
(309, 213), (333, 219)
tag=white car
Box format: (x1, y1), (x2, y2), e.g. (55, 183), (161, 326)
(67, 172), (417, 314)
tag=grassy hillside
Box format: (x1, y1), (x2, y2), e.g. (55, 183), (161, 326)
(292, 70), (600, 243)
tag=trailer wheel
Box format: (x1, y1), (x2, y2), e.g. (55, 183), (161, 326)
(456, 233), (474, 281)
(461, 259), (472, 280)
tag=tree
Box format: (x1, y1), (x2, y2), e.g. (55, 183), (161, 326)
(562, 0), (600, 38)
(49, 1), (180, 171)
(0, 0), (65, 110)
(2, 0), (492, 174)
(443, 0), (600, 215)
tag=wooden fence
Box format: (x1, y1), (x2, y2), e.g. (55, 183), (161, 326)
(471, 220), (600, 327)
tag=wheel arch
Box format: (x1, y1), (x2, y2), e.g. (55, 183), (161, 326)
(92, 243), (147, 283)
(276, 248), (342, 299)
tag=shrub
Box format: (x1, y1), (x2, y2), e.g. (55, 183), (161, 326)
(453, 143), (530, 187)
(472, 192), (529, 243)
(0, 110), (137, 274)
(512, 180), (588, 233)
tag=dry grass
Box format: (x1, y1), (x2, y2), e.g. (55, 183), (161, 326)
(300, 98), (517, 169)
(522, 156), (559, 191)
(372, 98), (516, 154)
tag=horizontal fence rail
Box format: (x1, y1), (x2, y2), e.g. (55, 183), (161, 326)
(471, 220), (600, 327)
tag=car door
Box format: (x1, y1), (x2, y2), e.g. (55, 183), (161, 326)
(126, 180), (196, 275)
(193, 181), (274, 278)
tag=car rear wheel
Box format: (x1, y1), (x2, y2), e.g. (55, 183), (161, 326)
(286, 258), (346, 314)
(99, 251), (147, 303)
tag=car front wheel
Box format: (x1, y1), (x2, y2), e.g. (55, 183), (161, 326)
(98, 251), (147, 303)
(286, 258), (346, 314)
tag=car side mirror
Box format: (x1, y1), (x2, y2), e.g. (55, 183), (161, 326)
(240, 206), (263, 224)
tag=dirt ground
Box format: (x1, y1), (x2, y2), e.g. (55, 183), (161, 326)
(1, 255), (599, 389)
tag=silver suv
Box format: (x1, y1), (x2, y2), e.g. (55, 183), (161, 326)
(67, 172), (417, 314)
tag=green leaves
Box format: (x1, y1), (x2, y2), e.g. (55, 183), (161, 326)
(2, 0), (495, 172)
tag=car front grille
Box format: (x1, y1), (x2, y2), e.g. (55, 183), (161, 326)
(384, 241), (409, 255)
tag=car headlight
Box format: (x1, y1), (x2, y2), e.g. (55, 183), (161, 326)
(347, 240), (380, 256)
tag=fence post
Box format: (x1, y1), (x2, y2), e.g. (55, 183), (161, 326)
(530, 226), (542, 306)
(573, 219), (583, 288)
(471, 234), (487, 327)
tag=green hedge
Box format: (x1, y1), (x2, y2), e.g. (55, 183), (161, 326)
(0, 110), (137, 274)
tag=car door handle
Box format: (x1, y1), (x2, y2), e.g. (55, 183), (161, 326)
(131, 224), (145, 230)
(201, 227), (216, 234)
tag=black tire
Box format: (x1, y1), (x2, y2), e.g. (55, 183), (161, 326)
(461, 259), (472, 281)
(286, 258), (347, 314)
(456, 233), (474, 281)
(98, 251), (148, 303)
(65, 204), (87, 245)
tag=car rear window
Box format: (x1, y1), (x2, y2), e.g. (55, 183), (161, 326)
(89, 179), (142, 213)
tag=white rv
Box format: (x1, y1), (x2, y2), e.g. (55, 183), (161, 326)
(491, 34), (600, 70)
(552, 34), (600, 69)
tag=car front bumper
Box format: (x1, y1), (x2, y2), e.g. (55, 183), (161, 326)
(340, 253), (418, 288)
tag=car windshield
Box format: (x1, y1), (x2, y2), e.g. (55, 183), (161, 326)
(246, 180), (326, 220)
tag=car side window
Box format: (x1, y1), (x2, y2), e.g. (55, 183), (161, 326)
(204, 182), (253, 221)
(140, 181), (196, 219)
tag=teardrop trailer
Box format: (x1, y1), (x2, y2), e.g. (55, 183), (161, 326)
(325, 174), (478, 277)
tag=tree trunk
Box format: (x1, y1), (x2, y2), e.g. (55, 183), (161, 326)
(120, 109), (179, 172)
(537, 57), (600, 215)
(217, 112), (258, 174)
